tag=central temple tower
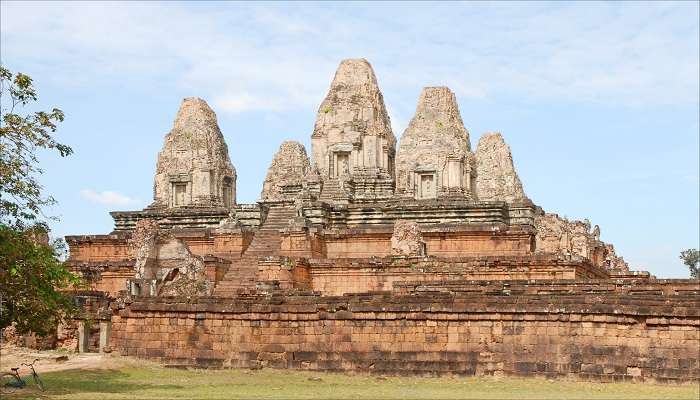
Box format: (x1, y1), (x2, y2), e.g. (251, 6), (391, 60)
(311, 59), (396, 203)
(395, 87), (475, 200)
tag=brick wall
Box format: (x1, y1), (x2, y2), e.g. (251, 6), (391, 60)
(66, 230), (253, 263)
(111, 285), (699, 382)
(319, 229), (533, 259)
(69, 257), (231, 296)
(307, 256), (609, 296)
(66, 236), (130, 262)
(423, 231), (533, 257)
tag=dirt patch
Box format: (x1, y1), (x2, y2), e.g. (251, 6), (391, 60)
(0, 344), (146, 374)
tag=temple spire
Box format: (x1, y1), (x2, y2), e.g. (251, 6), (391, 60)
(151, 97), (236, 209)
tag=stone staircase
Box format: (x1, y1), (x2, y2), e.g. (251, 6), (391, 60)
(213, 206), (296, 296)
(319, 178), (351, 203)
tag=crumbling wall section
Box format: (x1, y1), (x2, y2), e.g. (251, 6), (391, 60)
(534, 213), (629, 273)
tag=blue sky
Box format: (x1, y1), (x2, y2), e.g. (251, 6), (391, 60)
(1, 2), (698, 278)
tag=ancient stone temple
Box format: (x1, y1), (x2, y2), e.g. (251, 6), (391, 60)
(65, 59), (699, 383)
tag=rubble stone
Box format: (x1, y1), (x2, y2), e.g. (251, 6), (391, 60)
(151, 97), (236, 209)
(535, 213), (596, 259)
(129, 219), (210, 297)
(474, 132), (526, 202)
(395, 87), (474, 199)
(391, 220), (425, 256)
(604, 243), (631, 272)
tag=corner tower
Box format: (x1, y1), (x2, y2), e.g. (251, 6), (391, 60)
(151, 97), (236, 209)
(474, 132), (526, 203)
(311, 59), (396, 203)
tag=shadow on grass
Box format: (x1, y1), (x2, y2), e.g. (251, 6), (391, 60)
(15, 368), (184, 399)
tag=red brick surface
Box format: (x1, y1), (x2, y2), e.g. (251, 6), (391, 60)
(111, 283), (700, 382)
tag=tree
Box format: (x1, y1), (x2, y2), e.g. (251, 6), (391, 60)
(1, 66), (72, 227)
(0, 225), (79, 335)
(0, 66), (79, 335)
(680, 249), (699, 279)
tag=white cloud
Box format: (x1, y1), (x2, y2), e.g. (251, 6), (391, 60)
(80, 189), (141, 207)
(1, 2), (697, 112)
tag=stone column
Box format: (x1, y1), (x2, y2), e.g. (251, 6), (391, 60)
(99, 320), (112, 352)
(77, 321), (88, 353)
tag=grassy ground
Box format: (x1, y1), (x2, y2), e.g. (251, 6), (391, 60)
(2, 363), (698, 400)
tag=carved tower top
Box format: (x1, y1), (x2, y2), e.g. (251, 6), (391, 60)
(151, 97), (236, 209)
(395, 87), (474, 199)
(311, 59), (395, 185)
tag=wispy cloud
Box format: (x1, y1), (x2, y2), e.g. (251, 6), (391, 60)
(1, 2), (697, 116)
(80, 189), (141, 207)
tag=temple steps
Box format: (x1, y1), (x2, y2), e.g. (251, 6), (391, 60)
(212, 206), (296, 296)
(319, 179), (351, 203)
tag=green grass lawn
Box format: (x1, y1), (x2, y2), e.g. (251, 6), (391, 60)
(4, 366), (699, 400)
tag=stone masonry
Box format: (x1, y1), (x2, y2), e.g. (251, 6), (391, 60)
(151, 97), (236, 210)
(475, 132), (526, 203)
(112, 285), (699, 382)
(64, 58), (697, 383)
(396, 87), (474, 200)
(260, 141), (311, 203)
(311, 58), (396, 202)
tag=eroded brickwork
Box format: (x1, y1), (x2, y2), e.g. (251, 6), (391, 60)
(111, 284), (700, 382)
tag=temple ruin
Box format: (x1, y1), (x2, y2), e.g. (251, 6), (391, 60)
(64, 58), (699, 383)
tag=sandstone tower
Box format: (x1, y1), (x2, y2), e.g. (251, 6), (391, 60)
(311, 59), (396, 203)
(474, 132), (526, 203)
(395, 87), (475, 200)
(150, 97), (236, 209)
(260, 141), (311, 202)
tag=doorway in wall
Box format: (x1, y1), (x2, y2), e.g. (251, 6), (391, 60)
(419, 173), (436, 199)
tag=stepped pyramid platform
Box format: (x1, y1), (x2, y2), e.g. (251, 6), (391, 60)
(62, 58), (698, 383)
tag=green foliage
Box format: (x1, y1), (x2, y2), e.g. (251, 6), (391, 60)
(0, 224), (80, 335)
(322, 106), (332, 114)
(0, 67), (80, 336)
(0, 66), (73, 227)
(679, 248), (699, 279)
